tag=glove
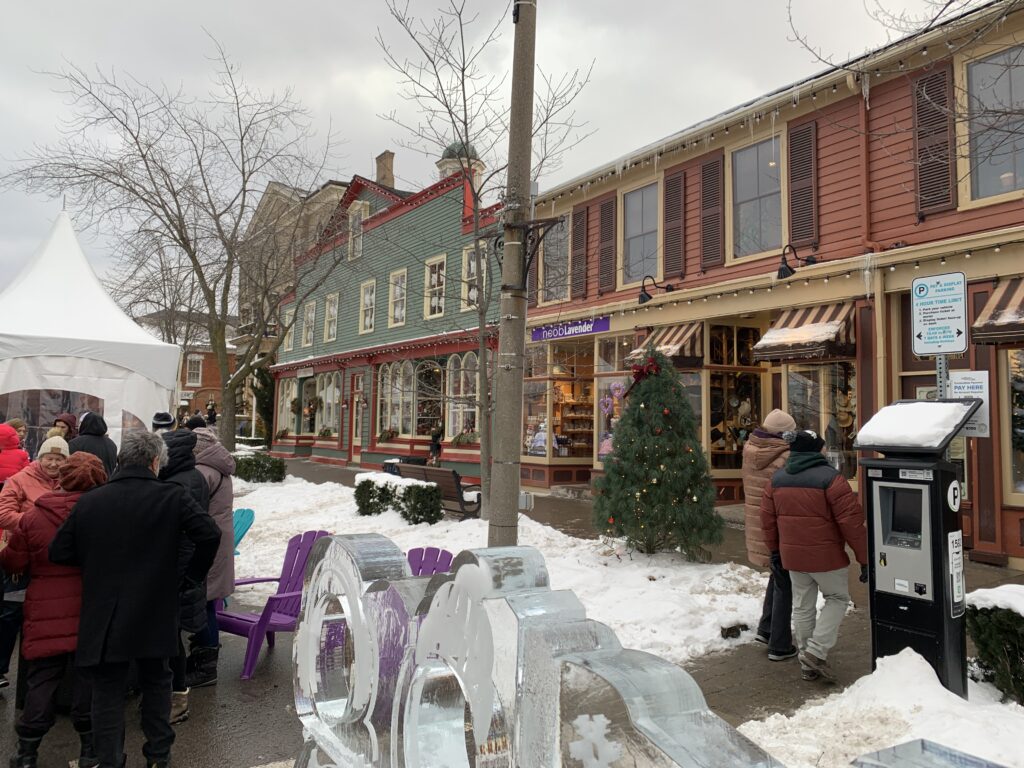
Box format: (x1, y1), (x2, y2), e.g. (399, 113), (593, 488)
(769, 552), (785, 580)
(859, 564), (869, 583)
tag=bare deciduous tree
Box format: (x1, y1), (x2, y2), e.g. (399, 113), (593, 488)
(377, 0), (592, 514)
(4, 41), (343, 449)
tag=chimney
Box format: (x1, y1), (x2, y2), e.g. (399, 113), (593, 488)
(375, 150), (395, 189)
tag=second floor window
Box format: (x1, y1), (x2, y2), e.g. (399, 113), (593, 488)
(186, 356), (202, 386)
(733, 137), (781, 257)
(348, 203), (367, 260)
(390, 269), (407, 326)
(360, 280), (375, 333)
(542, 219), (569, 301)
(462, 244), (486, 310)
(282, 308), (295, 351)
(969, 45), (1024, 199)
(425, 256), (446, 318)
(324, 294), (338, 342)
(623, 183), (658, 284)
(302, 301), (316, 347)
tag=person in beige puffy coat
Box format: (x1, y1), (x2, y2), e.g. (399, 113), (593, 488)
(741, 409), (796, 661)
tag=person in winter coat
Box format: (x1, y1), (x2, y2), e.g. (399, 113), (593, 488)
(760, 430), (868, 683)
(0, 437), (68, 689)
(1, 452), (107, 768)
(49, 430), (219, 768)
(0, 423), (31, 486)
(68, 413), (118, 476)
(741, 409), (797, 662)
(159, 429), (211, 724)
(5, 419), (28, 449)
(185, 428), (235, 688)
(184, 415), (206, 431)
(52, 414), (78, 441)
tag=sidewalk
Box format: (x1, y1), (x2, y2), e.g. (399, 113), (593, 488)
(282, 459), (1024, 727)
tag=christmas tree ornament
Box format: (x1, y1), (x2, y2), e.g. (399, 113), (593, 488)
(663, 408), (670, 416)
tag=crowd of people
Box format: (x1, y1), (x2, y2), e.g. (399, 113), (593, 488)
(0, 410), (235, 768)
(741, 409), (869, 683)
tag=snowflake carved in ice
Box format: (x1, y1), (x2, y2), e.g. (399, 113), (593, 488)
(568, 713), (623, 768)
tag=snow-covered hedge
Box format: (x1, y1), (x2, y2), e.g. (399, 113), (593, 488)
(353, 472), (443, 526)
(966, 585), (1024, 704)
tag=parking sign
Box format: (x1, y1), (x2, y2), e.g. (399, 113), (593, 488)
(911, 272), (968, 356)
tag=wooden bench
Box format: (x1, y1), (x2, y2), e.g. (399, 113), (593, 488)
(393, 463), (481, 519)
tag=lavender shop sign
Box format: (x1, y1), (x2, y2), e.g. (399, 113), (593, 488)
(531, 316), (610, 343)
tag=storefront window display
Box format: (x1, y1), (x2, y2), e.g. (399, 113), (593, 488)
(787, 362), (858, 479)
(415, 361), (444, 436)
(597, 335), (634, 373)
(524, 343), (548, 377)
(446, 352), (479, 437)
(550, 341), (595, 458)
(708, 324), (763, 470)
(596, 376), (629, 461)
(1007, 350), (1024, 493)
(523, 381), (549, 457)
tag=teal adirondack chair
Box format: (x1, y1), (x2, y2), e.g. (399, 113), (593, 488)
(233, 508), (255, 556)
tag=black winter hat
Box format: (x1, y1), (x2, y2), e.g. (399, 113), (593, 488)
(185, 415), (207, 430)
(788, 429), (825, 454)
(152, 411), (176, 431)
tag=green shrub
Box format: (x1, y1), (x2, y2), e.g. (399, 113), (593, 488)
(353, 475), (442, 525)
(234, 452), (286, 483)
(401, 484), (443, 525)
(966, 603), (1024, 704)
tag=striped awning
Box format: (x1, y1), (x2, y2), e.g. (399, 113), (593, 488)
(753, 302), (856, 362)
(972, 277), (1024, 345)
(626, 322), (703, 363)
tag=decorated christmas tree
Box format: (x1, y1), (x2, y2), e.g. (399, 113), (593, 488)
(594, 348), (722, 558)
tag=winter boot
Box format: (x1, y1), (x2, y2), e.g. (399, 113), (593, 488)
(798, 650), (836, 682)
(8, 736), (41, 768)
(184, 645), (219, 689)
(145, 761), (169, 768)
(170, 688), (189, 725)
(76, 729), (100, 768)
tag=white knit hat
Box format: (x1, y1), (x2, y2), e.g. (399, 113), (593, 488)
(37, 436), (70, 459)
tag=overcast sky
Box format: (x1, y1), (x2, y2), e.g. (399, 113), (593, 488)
(0, 0), (936, 286)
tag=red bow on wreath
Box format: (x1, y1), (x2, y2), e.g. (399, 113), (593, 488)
(624, 356), (660, 398)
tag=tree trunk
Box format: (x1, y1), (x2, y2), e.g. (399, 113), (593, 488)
(220, 389), (238, 451)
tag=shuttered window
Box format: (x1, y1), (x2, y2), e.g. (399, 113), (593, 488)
(663, 170), (685, 279)
(570, 207), (587, 299)
(914, 65), (957, 215)
(788, 121), (818, 247)
(700, 155), (724, 268)
(598, 197), (617, 294)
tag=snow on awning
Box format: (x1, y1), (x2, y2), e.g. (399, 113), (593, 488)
(972, 276), (1024, 345)
(753, 302), (855, 362)
(625, 322), (703, 363)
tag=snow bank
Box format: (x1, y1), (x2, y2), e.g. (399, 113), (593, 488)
(739, 649), (1024, 768)
(855, 401), (974, 449)
(233, 477), (767, 664)
(967, 584), (1024, 616)
(353, 471), (435, 489)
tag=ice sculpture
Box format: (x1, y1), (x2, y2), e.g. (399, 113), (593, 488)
(292, 533), (781, 767)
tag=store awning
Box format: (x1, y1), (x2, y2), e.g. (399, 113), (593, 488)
(972, 277), (1024, 345)
(626, 322), (703, 363)
(753, 302), (856, 362)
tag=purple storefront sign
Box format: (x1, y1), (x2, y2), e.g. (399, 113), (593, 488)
(531, 316), (611, 342)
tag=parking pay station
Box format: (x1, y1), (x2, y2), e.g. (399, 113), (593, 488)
(854, 398), (981, 699)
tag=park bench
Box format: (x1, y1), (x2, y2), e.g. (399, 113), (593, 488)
(393, 463), (481, 519)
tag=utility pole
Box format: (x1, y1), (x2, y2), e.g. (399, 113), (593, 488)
(488, 0), (537, 547)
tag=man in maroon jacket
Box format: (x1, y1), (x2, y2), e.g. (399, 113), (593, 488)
(760, 430), (868, 682)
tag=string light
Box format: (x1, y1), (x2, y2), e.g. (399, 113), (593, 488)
(940, 256), (946, 265)
(994, 246), (1001, 253)
(965, 251), (972, 259)
(890, 265), (896, 272)
(914, 261), (920, 269)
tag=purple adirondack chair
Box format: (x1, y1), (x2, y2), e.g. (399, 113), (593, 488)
(406, 546), (453, 576)
(218, 529), (329, 680)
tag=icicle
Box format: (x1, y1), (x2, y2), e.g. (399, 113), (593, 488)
(862, 253), (875, 300)
(861, 73), (871, 110)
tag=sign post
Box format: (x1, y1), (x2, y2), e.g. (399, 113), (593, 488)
(912, 272), (969, 460)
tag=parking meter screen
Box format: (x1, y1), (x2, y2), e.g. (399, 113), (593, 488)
(884, 486), (924, 548)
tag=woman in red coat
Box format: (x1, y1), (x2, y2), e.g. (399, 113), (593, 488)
(0, 452), (107, 768)
(0, 423), (30, 486)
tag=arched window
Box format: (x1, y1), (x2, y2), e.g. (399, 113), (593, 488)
(446, 352), (479, 437)
(315, 374), (326, 433)
(378, 363), (393, 434)
(332, 372), (342, 434)
(446, 355), (462, 437)
(400, 361), (415, 435)
(415, 361), (444, 436)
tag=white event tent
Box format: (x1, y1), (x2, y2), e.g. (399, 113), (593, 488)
(0, 212), (180, 448)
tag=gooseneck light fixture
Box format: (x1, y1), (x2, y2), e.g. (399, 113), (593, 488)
(776, 244), (817, 280)
(637, 275), (676, 305)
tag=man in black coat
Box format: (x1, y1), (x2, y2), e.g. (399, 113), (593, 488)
(68, 412), (118, 476)
(50, 430), (220, 768)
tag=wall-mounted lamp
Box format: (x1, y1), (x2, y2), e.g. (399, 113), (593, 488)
(638, 275), (676, 304)
(776, 244), (817, 280)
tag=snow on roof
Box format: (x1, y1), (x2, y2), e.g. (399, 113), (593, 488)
(967, 584), (1024, 617)
(855, 401), (974, 450)
(755, 321), (843, 347)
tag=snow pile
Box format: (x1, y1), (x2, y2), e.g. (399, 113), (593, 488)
(755, 320), (842, 347)
(967, 584), (1024, 616)
(739, 649), (1024, 768)
(855, 401), (974, 449)
(353, 470), (435, 489)
(232, 477), (767, 664)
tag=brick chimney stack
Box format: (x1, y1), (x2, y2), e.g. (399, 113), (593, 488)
(375, 150), (395, 189)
